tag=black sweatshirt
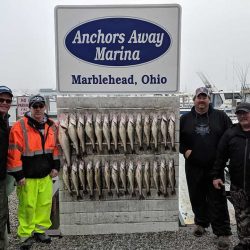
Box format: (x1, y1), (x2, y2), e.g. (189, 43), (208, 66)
(211, 124), (250, 193)
(0, 114), (10, 180)
(180, 105), (232, 168)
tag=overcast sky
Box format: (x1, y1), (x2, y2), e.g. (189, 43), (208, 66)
(1, 0), (250, 93)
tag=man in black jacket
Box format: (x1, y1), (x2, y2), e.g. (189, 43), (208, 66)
(180, 87), (232, 250)
(212, 102), (250, 250)
(0, 85), (13, 250)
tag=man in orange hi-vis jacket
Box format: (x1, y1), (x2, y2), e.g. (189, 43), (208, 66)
(7, 95), (60, 250)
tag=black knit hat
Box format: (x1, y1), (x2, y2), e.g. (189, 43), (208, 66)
(29, 95), (45, 108)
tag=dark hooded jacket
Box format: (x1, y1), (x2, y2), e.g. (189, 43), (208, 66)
(0, 114), (10, 180)
(180, 104), (232, 168)
(211, 123), (250, 194)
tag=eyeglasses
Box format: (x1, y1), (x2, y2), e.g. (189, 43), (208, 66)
(0, 98), (12, 104)
(32, 103), (45, 109)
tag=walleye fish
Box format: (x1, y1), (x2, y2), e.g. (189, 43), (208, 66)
(58, 114), (71, 167)
(76, 113), (86, 155)
(71, 159), (81, 200)
(78, 159), (87, 194)
(160, 159), (168, 197)
(59, 113), (69, 129)
(120, 160), (128, 195)
(168, 159), (176, 195)
(144, 161), (151, 196)
(95, 161), (102, 199)
(161, 114), (168, 150)
(168, 113), (176, 151)
(136, 161), (144, 200)
(135, 113), (143, 150)
(103, 114), (111, 153)
(128, 161), (136, 197)
(68, 114), (80, 156)
(111, 162), (120, 197)
(104, 161), (112, 196)
(85, 114), (96, 152)
(62, 162), (72, 196)
(95, 114), (103, 152)
(119, 114), (127, 153)
(153, 161), (161, 196)
(144, 114), (151, 149)
(127, 114), (135, 153)
(86, 161), (94, 199)
(151, 114), (159, 151)
(111, 114), (119, 153)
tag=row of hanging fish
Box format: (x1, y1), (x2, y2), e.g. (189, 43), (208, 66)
(58, 112), (176, 165)
(62, 158), (176, 200)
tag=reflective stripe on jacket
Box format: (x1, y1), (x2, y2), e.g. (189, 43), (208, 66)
(7, 115), (60, 181)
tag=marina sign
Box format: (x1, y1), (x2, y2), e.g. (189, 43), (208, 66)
(55, 5), (181, 94)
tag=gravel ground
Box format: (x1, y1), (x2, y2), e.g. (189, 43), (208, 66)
(7, 192), (239, 250)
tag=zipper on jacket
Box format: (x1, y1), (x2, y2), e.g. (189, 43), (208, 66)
(243, 138), (248, 191)
(38, 130), (45, 153)
(38, 125), (50, 153)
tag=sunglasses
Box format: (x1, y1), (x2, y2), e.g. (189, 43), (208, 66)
(32, 103), (45, 109)
(0, 98), (12, 104)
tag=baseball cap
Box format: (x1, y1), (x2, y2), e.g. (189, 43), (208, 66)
(0, 85), (13, 97)
(29, 95), (45, 108)
(195, 87), (210, 97)
(235, 102), (250, 114)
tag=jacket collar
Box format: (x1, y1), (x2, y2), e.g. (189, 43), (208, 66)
(24, 112), (54, 128)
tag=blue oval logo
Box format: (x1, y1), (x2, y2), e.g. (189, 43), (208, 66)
(65, 17), (171, 66)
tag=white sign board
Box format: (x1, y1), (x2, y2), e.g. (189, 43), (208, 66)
(55, 5), (181, 94)
(17, 96), (29, 117)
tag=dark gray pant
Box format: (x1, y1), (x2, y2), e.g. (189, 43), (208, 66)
(0, 178), (8, 250)
(230, 185), (250, 246)
(185, 162), (232, 236)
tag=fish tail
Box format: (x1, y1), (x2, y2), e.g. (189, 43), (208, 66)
(77, 194), (82, 200)
(139, 194), (145, 200)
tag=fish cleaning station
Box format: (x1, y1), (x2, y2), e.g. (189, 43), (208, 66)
(54, 4), (181, 235)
